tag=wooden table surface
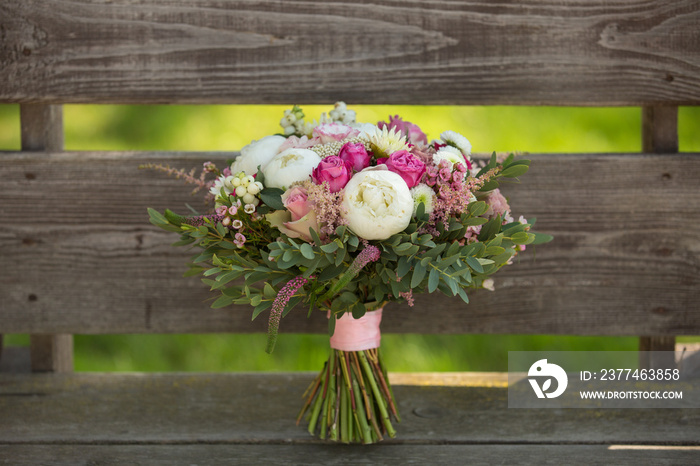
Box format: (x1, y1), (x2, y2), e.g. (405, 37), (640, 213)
(1, 372), (698, 465)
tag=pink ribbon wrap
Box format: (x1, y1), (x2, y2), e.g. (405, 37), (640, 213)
(330, 308), (383, 352)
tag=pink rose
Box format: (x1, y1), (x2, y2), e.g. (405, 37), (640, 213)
(378, 115), (428, 147)
(266, 186), (324, 242)
(282, 186), (313, 221)
(379, 150), (426, 188)
(338, 142), (370, 172)
(312, 123), (359, 144)
(311, 156), (352, 193)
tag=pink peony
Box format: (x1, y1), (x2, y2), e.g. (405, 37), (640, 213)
(378, 115), (428, 146)
(312, 123), (359, 144)
(485, 188), (510, 218)
(377, 150), (426, 188)
(311, 156), (352, 193)
(338, 142), (371, 172)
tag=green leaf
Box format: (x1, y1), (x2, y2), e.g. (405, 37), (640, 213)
(397, 256), (412, 278)
(510, 231), (531, 245)
(411, 263), (427, 288)
(465, 256), (484, 274)
(328, 314), (337, 337)
(457, 287), (470, 304)
(485, 246), (506, 256)
(478, 215), (502, 242)
(252, 300), (273, 320)
(467, 201), (488, 217)
(500, 164), (530, 178)
(203, 267), (222, 277)
(317, 263), (346, 281)
(532, 232), (554, 244)
(263, 283), (276, 299)
(211, 294), (234, 309)
(428, 268), (439, 293)
(259, 188), (285, 210)
(320, 242), (339, 253)
(352, 302), (366, 319)
(300, 243), (315, 260)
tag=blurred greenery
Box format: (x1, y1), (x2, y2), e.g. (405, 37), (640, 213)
(1, 103), (698, 372)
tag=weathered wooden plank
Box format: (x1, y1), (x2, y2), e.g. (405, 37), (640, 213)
(19, 104), (63, 152)
(640, 105), (680, 358)
(1, 0), (699, 105)
(642, 106), (679, 154)
(17, 103), (73, 373)
(0, 346), (31, 373)
(640, 336), (677, 370)
(1, 152), (699, 335)
(0, 373), (698, 444)
(2, 445), (700, 466)
(29, 334), (73, 373)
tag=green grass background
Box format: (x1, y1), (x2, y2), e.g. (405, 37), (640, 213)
(1, 104), (698, 372)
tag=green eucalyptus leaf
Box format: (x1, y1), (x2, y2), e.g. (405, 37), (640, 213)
(300, 243), (315, 260)
(259, 188), (285, 210)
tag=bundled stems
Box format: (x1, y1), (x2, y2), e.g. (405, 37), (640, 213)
(298, 348), (399, 444)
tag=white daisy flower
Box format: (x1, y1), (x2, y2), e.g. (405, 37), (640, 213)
(433, 146), (464, 169)
(440, 130), (472, 156)
(410, 183), (435, 216)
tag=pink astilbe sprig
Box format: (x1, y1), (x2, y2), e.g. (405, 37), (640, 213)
(181, 214), (225, 227)
(266, 275), (311, 353)
(139, 163), (212, 195)
(304, 180), (348, 239)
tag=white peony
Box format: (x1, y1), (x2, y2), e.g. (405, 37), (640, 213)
(231, 135), (286, 176)
(262, 148), (322, 190)
(342, 166), (413, 240)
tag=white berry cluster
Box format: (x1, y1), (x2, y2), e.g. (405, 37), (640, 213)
(221, 172), (263, 206)
(326, 101), (356, 125)
(279, 105), (308, 136)
(279, 102), (357, 137)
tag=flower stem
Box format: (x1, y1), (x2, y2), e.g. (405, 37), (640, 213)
(358, 350), (396, 438)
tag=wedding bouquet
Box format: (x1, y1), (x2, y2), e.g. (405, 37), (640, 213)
(146, 102), (550, 443)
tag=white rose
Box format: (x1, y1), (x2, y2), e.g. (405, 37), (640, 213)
(231, 135), (286, 176)
(342, 166), (413, 240)
(262, 148), (321, 190)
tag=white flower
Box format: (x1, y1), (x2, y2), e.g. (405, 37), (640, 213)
(342, 166), (413, 240)
(231, 135), (286, 176)
(482, 278), (495, 291)
(262, 148), (321, 190)
(362, 126), (410, 158)
(351, 122), (379, 138)
(209, 175), (233, 198)
(440, 130), (472, 156)
(433, 146), (464, 169)
(410, 183), (435, 216)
